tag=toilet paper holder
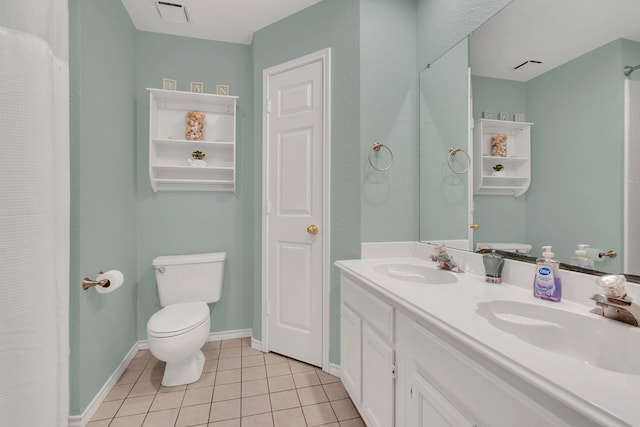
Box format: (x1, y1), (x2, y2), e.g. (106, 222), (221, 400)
(82, 272), (111, 290)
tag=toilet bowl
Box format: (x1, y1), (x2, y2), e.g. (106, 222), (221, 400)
(147, 302), (211, 386)
(146, 252), (226, 386)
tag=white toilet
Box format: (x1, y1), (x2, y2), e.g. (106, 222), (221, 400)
(146, 252), (226, 386)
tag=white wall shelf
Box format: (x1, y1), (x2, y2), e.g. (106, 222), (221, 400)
(473, 119), (533, 196)
(147, 88), (238, 192)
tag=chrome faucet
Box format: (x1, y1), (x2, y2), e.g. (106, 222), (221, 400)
(590, 275), (640, 327)
(430, 245), (464, 273)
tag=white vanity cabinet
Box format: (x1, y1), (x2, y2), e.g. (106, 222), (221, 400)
(147, 88), (238, 192)
(340, 275), (395, 427)
(339, 271), (604, 427)
(473, 119), (532, 196)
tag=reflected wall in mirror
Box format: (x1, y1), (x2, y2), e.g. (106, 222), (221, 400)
(420, 0), (640, 274)
(419, 39), (470, 247)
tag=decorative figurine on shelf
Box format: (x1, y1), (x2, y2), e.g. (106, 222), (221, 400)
(492, 164), (505, 176)
(491, 134), (507, 157)
(185, 111), (205, 140)
(188, 150), (207, 167)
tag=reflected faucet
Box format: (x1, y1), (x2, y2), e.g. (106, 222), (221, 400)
(430, 245), (464, 273)
(590, 275), (640, 327)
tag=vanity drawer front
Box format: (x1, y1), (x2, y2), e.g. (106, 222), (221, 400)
(341, 275), (394, 342)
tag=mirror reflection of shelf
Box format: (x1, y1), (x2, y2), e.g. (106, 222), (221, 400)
(473, 119), (532, 196)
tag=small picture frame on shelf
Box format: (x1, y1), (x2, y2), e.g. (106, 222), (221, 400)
(162, 78), (177, 91)
(216, 84), (230, 96)
(481, 111), (492, 119)
(190, 82), (204, 93)
(498, 112), (508, 121)
(513, 113), (525, 122)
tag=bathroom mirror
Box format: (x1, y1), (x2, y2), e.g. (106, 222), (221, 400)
(419, 0), (640, 275)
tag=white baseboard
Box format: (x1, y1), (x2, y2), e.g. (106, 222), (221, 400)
(326, 362), (342, 378)
(138, 328), (253, 350)
(250, 337), (264, 352)
(69, 341), (139, 427)
(70, 328), (253, 426)
(207, 328), (252, 342)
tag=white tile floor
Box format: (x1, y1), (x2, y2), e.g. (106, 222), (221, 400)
(88, 337), (365, 427)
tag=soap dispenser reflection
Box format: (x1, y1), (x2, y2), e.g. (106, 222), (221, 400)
(483, 250), (505, 284)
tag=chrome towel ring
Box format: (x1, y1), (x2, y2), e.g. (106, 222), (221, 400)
(368, 143), (394, 172)
(447, 147), (471, 174)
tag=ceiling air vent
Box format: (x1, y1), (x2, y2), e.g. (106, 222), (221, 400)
(155, 1), (189, 24)
(513, 60), (543, 71)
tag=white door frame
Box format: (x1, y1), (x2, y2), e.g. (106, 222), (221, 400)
(261, 48), (332, 371)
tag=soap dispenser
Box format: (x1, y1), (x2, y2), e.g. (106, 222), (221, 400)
(569, 244), (595, 269)
(533, 246), (562, 302)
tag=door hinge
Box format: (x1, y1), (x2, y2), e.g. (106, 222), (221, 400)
(267, 99), (272, 114)
(266, 300), (271, 316)
(266, 200), (271, 215)
(410, 385), (413, 398)
(391, 364), (397, 379)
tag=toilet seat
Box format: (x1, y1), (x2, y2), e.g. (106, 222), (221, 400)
(148, 302), (209, 338)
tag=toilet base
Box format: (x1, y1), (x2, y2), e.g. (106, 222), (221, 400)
(161, 350), (205, 386)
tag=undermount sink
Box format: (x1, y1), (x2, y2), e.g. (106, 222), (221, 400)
(476, 300), (640, 374)
(374, 263), (457, 284)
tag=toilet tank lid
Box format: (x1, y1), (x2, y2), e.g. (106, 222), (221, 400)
(153, 252), (227, 266)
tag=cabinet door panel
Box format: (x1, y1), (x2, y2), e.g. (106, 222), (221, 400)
(411, 321), (571, 427)
(340, 303), (362, 403)
(410, 369), (475, 427)
(362, 325), (394, 427)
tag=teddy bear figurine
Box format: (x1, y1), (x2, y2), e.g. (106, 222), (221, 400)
(491, 134), (507, 157)
(185, 111), (205, 141)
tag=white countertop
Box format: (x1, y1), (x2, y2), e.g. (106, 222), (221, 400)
(335, 256), (640, 427)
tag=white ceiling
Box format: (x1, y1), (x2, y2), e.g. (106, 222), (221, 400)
(120, 0), (323, 45)
(470, 0), (640, 81)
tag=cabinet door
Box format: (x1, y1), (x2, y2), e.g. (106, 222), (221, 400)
(340, 303), (362, 403)
(362, 325), (395, 427)
(408, 368), (475, 427)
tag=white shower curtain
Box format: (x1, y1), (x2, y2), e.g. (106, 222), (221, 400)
(0, 1), (70, 426)
(626, 79), (640, 275)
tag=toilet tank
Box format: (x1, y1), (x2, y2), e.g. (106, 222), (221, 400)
(153, 252), (226, 306)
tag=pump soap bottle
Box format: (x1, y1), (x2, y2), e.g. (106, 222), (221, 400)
(533, 246), (562, 302)
(569, 244), (595, 269)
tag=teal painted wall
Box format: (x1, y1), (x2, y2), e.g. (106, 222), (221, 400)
(471, 76), (527, 246)
(68, 0), (138, 414)
(252, 0), (361, 362)
(416, 0), (512, 71)
(134, 33), (254, 339)
(472, 76), (527, 119)
(360, 0), (419, 242)
(419, 39), (470, 240)
(525, 40), (624, 268)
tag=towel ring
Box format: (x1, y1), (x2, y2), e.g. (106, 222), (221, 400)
(368, 143), (394, 172)
(447, 147), (471, 174)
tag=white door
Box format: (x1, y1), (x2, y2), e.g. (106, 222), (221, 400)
(263, 51), (329, 367)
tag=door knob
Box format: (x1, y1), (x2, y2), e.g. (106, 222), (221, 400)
(470, 223), (480, 230)
(307, 224), (319, 235)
